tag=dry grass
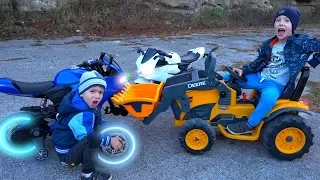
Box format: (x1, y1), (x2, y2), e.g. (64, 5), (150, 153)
(1, 1), (320, 40)
(206, 42), (222, 48)
(313, 34), (320, 38)
(229, 47), (256, 53)
(301, 81), (320, 112)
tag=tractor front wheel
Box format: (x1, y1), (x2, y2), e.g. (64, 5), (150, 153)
(262, 114), (314, 161)
(179, 119), (215, 155)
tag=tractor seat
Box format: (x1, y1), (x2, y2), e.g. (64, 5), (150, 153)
(251, 67), (310, 106)
(13, 80), (56, 94)
(180, 51), (200, 64)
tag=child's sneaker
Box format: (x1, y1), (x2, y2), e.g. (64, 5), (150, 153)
(80, 170), (112, 180)
(227, 121), (253, 135)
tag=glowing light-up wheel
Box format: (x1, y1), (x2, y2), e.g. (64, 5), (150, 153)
(0, 112), (37, 158)
(97, 123), (140, 168)
(7, 123), (33, 146)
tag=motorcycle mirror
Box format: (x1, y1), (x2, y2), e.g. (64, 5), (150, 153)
(99, 52), (106, 60)
(154, 55), (165, 61)
(137, 48), (144, 55)
(107, 54), (114, 66)
(157, 50), (172, 58)
(99, 52), (113, 68)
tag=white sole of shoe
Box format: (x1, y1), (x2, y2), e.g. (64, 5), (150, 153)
(226, 126), (253, 135)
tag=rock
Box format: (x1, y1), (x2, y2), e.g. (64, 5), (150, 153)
(1, 0), (318, 13)
(22, 0), (57, 11)
(138, 0), (273, 11)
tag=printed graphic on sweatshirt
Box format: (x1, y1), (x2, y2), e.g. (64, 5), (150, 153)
(263, 49), (285, 79)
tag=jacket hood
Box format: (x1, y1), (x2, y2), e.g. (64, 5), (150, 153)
(58, 90), (92, 117)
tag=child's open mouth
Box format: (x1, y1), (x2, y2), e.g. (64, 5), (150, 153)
(278, 28), (285, 36)
(92, 100), (99, 106)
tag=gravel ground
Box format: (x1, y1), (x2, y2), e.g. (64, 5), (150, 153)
(0, 28), (319, 180)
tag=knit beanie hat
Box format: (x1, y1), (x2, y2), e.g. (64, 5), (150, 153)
(79, 70), (106, 95)
(273, 7), (300, 33)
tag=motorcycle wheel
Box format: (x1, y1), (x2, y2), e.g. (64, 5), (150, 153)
(97, 123), (139, 168)
(0, 113), (37, 158)
(7, 123), (33, 146)
(35, 149), (49, 161)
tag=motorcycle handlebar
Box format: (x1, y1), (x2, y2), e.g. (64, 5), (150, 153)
(77, 59), (105, 68)
(94, 59), (105, 66)
(77, 61), (89, 68)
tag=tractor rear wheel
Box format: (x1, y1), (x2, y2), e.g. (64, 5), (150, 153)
(262, 114), (314, 161)
(179, 119), (215, 155)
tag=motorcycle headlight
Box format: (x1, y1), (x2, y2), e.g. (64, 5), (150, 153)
(119, 76), (128, 84)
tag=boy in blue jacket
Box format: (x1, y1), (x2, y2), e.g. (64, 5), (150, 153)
(224, 7), (320, 135)
(52, 70), (123, 180)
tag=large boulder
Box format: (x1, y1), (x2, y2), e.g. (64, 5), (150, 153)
(137, 0), (273, 11)
(1, 0), (318, 13)
(0, 0), (73, 11)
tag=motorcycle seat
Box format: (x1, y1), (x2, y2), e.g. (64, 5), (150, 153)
(13, 80), (56, 94)
(180, 51), (200, 64)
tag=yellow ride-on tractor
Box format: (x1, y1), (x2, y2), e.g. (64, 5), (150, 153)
(111, 48), (314, 161)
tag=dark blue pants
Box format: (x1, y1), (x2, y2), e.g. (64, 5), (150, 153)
(58, 132), (102, 173)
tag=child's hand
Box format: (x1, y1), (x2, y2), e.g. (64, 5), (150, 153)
(233, 68), (243, 76)
(110, 136), (123, 151)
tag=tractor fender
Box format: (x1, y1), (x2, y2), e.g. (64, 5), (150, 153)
(264, 108), (312, 122)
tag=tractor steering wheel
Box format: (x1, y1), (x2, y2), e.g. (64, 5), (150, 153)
(225, 66), (248, 82)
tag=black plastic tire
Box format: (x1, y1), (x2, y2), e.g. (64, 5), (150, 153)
(112, 107), (120, 116)
(0, 112), (37, 158)
(119, 106), (128, 116)
(179, 119), (215, 155)
(262, 114), (314, 161)
(7, 123), (33, 145)
(35, 148), (49, 161)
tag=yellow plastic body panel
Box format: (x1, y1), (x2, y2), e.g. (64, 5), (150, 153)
(217, 122), (264, 141)
(173, 87), (309, 141)
(111, 82), (164, 118)
(186, 89), (220, 109)
(267, 99), (309, 115)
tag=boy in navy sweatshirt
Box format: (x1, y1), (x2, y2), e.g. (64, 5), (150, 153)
(224, 7), (320, 135)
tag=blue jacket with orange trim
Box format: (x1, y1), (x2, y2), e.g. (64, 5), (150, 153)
(51, 90), (110, 154)
(241, 34), (320, 97)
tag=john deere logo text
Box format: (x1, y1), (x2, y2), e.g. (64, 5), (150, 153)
(187, 81), (206, 88)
